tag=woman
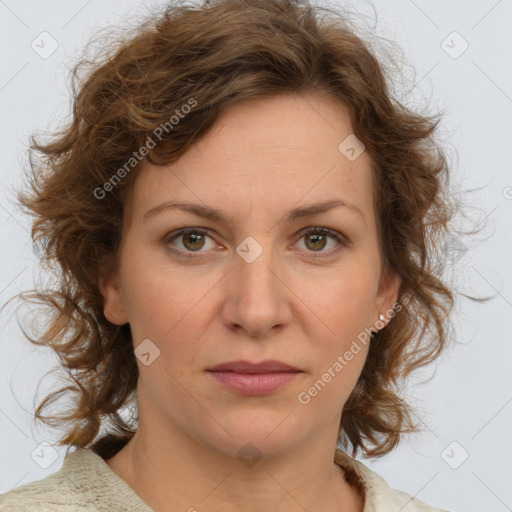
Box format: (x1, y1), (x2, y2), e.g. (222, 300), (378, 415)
(0, 0), (474, 510)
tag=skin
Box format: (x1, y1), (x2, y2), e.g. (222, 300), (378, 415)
(99, 91), (401, 512)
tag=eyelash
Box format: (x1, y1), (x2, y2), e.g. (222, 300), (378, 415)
(163, 227), (349, 260)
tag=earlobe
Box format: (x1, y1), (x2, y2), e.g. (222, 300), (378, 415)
(98, 269), (129, 326)
(376, 267), (402, 324)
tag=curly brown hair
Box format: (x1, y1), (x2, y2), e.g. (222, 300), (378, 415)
(5, 0), (488, 461)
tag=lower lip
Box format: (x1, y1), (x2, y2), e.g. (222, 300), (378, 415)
(207, 371), (301, 395)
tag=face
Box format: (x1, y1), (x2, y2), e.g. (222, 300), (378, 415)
(100, 92), (401, 459)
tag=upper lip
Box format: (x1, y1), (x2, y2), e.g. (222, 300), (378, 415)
(207, 360), (301, 373)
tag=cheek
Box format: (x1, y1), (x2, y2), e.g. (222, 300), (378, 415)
(293, 262), (376, 391)
(297, 265), (379, 338)
(118, 239), (182, 327)
(119, 247), (216, 366)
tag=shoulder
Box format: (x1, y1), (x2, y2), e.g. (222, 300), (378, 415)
(0, 449), (95, 511)
(0, 448), (151, 512)
(334, 449), (451, 512)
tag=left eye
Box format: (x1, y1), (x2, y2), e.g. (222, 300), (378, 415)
(163, 227), (347, 259)
(295, 227), (345, 255)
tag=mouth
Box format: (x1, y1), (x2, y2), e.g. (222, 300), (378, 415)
(206, 360), (303, 395)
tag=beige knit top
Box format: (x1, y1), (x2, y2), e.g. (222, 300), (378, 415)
(0, 447), (449, 511)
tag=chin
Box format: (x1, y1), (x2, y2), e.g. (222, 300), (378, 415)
(198, 409), (307, 457)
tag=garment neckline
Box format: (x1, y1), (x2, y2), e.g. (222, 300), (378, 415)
(65, 446), (375, 512)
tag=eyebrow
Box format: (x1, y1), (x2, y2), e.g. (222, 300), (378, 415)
(143, 198), (365, 225)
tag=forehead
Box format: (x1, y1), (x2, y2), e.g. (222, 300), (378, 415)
(127, 92), (375, 227)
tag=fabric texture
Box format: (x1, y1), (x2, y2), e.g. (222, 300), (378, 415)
(0, 447), (450, 511)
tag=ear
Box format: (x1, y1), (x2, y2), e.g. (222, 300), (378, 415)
(374, 266), (402, 327)
(98, 264), (129, 326)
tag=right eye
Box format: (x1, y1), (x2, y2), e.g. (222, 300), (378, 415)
(163, 227), (221, 259)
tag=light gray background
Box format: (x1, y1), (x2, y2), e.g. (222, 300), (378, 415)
(0, 1), (511, 511)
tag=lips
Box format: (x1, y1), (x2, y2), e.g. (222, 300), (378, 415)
(206, 360), (303, 395)
(207, 359), (301, 374)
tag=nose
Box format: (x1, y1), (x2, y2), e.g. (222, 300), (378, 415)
(219, 238), (292, 338)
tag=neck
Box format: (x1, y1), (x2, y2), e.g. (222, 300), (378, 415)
(105, 420), (364, 512)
